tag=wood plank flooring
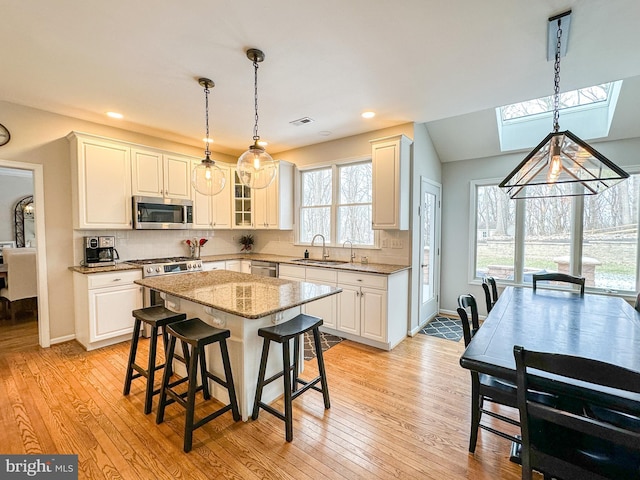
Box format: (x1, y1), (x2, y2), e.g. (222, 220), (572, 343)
(0, 332), (537, 479)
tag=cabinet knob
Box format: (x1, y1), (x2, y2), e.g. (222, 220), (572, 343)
(113, 278), (121, 282)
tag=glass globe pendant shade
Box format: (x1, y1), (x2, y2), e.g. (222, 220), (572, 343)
(192, 156), (226, 196)
(237, 141), (277, 189)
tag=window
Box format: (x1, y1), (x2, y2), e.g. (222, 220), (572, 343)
(471, 174), (640, 294)
(299, 161), (375, 246)
(495, 81), (622, 152)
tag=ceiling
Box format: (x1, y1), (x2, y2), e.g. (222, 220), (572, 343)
(2, 0), (640, 159)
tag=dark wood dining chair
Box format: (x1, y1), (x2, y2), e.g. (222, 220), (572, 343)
(457, 294), (521, 453)
(514, 345), (640, 480)
(481, 276), (498, 313)
(532, 272), (585, 296)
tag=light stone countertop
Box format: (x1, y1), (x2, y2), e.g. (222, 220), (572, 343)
(70, 253), (410, 276)
(135, 270), (342, 319)
(69, 263), (141, 274)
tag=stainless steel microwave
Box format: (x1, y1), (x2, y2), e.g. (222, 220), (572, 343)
(132, 196), (193, 230)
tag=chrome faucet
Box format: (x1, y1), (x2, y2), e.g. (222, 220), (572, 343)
(343, 240), (355, 263)
(311, 234), (329, 260)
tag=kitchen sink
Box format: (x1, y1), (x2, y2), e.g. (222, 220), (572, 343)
(291, 258), (348, 266)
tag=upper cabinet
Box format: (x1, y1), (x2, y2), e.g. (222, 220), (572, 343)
(69, 132), (133, 229)
(132, 148), (191, 200)
(232, 169), (253, 228)
(191, 161), (232, 229)
(253, 161), (294, 230)
(370, 135), (412, 230)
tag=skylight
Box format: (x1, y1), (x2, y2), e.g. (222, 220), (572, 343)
(496, 81), (622, 152)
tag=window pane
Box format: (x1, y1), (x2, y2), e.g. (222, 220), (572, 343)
(583, 175), (639, 292)
(523, 185), (573, 283)
(302, 169), (332, 206)
(337, 205), (373, 245)
(339, 163), (372, 204)
(300, 207), (330, 243)
(475, 185), (516, 280)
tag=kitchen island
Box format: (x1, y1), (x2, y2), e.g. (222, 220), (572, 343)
(135, 270), (341, 420)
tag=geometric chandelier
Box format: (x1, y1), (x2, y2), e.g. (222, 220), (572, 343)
(499, 11), (629, 200)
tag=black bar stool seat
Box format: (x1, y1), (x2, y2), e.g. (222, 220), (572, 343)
(252, 313), (330, 442)
(123, 306), (186, 414)
(156, 317), (240, 452)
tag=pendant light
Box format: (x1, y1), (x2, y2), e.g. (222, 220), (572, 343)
(500, 10), (628, 200)
(237, 48), (277, 190)
(191, 78), (226, 196)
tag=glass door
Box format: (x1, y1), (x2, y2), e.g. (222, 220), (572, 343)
(419, 178), (441, 325)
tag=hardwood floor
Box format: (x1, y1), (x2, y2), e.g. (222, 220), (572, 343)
(0, 331), (536, 479)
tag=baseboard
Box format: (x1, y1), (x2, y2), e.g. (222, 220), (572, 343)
(50, 334), (75, 345)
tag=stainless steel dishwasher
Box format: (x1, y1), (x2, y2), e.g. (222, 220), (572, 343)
(250, 260), (279, 277)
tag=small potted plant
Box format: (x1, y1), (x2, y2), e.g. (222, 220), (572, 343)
(239, 234), (254, 252)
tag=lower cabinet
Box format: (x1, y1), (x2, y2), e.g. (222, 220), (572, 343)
(278, 263), (409, 350)
(202, 261), (226, 271)
(337, 271), (387, 343)
(73, 270), (143, 351)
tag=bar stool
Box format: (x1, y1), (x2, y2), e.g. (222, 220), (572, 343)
(156, 318), (240, 452)
(252, 313), (330, 442)
(123, 305), (186, 414)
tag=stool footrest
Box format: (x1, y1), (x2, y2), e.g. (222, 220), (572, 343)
(192, 404), (235, 430)
(292, 377), (322, 401)
(257, 402), (286, 422)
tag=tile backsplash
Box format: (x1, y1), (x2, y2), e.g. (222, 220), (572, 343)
(73, 229), (409, 266)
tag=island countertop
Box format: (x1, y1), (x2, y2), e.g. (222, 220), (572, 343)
(135, 270), (342, 319)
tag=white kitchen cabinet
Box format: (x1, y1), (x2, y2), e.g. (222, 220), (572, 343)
(225, 260), (241, 272)
(337, 272), (387, 342)
(370, 134), (412, 230)
(335, 269), (409, 350)
(232, 170), (253, 228)
(132, 148), (192, 200)
(278, 264), (306, 281)
(304, 267), (338, 329)
(192, 161), (232, 229)
(73, 270), (143, 351)
(253, 161), (294, 230)
(240, 260), (251, 274)
(202, 261), (226, 271)
(69, 132), (133, 229)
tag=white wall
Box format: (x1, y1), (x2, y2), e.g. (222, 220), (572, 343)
(440, 136), (640, 315)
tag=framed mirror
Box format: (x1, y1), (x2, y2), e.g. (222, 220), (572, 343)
(14, 195), (34, 247)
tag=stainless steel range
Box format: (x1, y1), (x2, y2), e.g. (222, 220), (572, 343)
(128, 256), (203, 277)
(127, 256), (203, 337)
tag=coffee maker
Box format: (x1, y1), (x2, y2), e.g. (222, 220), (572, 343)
(84, 236), (116, 267)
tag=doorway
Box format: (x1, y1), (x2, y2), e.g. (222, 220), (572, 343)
(418, 178), (441, 326)
(0, 159), (50, 348)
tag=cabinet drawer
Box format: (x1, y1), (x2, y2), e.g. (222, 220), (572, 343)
(279, 264), (305, 279)
(305, 267), (337, 284)
(203, 261), (226, 271)
(88, 270), (141, 289)
(337, 271), (387, 289)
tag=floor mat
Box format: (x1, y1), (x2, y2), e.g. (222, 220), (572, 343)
(304, 331), (344, 360)
(420, 316), (463, 342)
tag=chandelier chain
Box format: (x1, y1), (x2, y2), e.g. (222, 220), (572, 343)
(204, 84), (211, 156)
(253, 59), (260, 142)
(553, 19), (562, 133)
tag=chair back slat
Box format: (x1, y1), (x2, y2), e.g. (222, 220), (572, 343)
(532, 272), (585, 296)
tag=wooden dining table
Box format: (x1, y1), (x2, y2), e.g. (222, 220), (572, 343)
(460, 286), (640, 409)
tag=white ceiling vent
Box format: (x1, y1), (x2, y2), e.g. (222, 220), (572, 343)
(289, 116), (315, 126)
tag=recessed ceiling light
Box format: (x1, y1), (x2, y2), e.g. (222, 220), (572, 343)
(318, 131), (332, 136)
(106, 111), (123, 119)
(361, 111), (375, 119)
(202, 137), (214, 143)
(258, 140), (268, 147)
